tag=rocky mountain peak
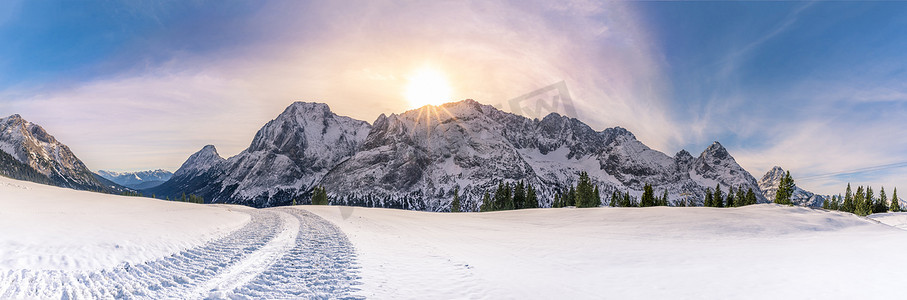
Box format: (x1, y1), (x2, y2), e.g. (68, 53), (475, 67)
(173, 145), (224, 177)
(702, 141), (729, 159)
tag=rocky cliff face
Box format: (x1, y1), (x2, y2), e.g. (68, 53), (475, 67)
(0, 114), (128, 193)
(320, 100), (766, 210)
(149, 102), (371, 206)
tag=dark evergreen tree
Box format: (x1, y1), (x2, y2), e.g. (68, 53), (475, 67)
(774, 171), (794, 205)
(854, 186), (870, 216)
(745, 188), (757, 206)
(830, 195), (840, 211)
(575, 172), (596, 208)
(451, 187), (461, 212)
(610, 190), (618, 207)
(622, 191), (632, 207)
(513, 181), (526, 210)
(660, 190), (669, 206)
(891, 188), (901, 212)
(822, 196), (829, 209)
(713, 184), (724, 208)
(311, 186), (329, 205)
(878, 186), (889, 214)
(480, 191), (492, 212)
(525, 183), (538, 209)
(704, 187), (714, 207)
(735, 187), (745, 207)
(726, 187), (735, 208)
(842, 184), (855, 213)
(566, 186), (577, 207)
(640, 183), (655, 207)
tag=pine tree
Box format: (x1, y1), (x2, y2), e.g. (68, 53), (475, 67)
(735, 187), (745, 207)
(480, 191), (492, 212)
(566, 186), (577, 207)
(610, 190), (618, 207)
(774, 171), (794, 205)
(704, 187), (714, 207)
(822, 196), (829, 209)
(854, 186), (870, 216)
(745, 188), (757, 206)
(726, 187), (735, 208)
(575, 172), (596, 208)
(451, 187), (461, 212)
(623, 191), (632, 207)
(878, 186), (888, 214)
(867, 186), (881, 214)
(891, 188), (901, 212)
(661, 190), (669, 206)
(292, 198), (297, 206)
(872, 187), (888, 214)
(640, 183), (655, 207)
(842, 183), (854, 213)
(713, 184), (724, 208)
(513, 181), (526, 210)
(526, 183), (538, 209)
(553, 192), (563, 208)
(830, 195), (840, 211)
(311, 186), (329, 205)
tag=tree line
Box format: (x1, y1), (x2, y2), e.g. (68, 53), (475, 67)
(477, 180), (539, 212)
(821, 184), (899, 216)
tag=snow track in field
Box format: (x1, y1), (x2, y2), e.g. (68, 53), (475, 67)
(0, 207), (361, 299)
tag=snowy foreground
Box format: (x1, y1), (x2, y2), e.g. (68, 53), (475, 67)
(3, 177), (907, 299)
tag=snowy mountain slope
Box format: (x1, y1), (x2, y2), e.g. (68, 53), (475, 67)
(149, 102), (372, 207)
(97, 169), (172, 189)
(758, 166), (826, 207)
(321, 100), (765, 210)
(0, 114), (130, 193)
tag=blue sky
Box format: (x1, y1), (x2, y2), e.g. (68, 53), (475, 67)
(1, 1), (905, 195)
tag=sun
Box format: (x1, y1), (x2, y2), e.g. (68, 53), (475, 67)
(405, 67), (452, 108)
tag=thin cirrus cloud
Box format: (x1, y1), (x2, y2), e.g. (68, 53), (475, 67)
(2, 1), (678, 173)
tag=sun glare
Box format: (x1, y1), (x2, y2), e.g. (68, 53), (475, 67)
(405, 67), (452, 108)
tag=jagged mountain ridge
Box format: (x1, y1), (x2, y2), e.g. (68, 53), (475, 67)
(322, 100), (766, 210)
(97, 169), (173, 189)
(0, 114), (131, 193)
(758, 166), (827, 207)
(158, 100), (767, 209)
(147, 102), (371, 206)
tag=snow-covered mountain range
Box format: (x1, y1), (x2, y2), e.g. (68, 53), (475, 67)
(153, 100), (768, 209)
(96, 169), (173, 189)
(0, 114), (130, 193)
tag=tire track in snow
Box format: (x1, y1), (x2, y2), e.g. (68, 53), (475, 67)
(0, 209), (285, 299)
(195, 209), (299, 297)
(224, 207), (363, 299)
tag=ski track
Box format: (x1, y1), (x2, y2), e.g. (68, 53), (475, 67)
(0, 207), (362, 299)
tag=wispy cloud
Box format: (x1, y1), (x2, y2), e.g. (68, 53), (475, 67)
(1, 0), (675, 172)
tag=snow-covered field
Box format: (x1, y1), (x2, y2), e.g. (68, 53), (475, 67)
(3, 175), (907, 299)
(309, 205), (907, 299)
